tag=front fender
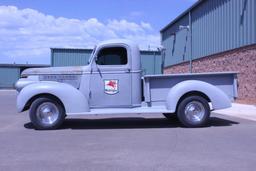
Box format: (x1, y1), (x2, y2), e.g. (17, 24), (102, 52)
(166, 80), (231, 112)
(17, 81), (89, 114)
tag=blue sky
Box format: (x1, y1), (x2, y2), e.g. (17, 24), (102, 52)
(0, 0), (197, 64)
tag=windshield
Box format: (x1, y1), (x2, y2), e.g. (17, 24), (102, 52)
(88, 45), (97, 64)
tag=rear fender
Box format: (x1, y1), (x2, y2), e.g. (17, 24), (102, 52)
(17, 82), (89, 114)
(166, 80), (231, 112)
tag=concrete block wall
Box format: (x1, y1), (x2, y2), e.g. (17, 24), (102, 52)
(164, 44), (256, 104)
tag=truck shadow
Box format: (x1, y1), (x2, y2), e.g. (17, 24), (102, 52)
(24, 117), (239, 130)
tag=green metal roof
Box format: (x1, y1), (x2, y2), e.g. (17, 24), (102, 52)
(0, 64), (50, 68)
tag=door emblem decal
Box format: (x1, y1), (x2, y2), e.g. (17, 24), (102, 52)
(104, 80), (119, 95)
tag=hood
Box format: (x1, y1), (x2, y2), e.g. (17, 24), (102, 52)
(21, 66), (86, 77)
(17, 66), (90, 91)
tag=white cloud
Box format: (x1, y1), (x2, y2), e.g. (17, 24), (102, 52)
(0, 6), (160, 64)
(140, 22), (153, 31)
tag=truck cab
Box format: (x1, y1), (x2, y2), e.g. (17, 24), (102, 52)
(84, 40), (142, 108)
(15, 39), (238, 130)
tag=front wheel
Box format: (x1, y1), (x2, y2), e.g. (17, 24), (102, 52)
(29, 97), (65, 130)
(177, 96), (210, 128)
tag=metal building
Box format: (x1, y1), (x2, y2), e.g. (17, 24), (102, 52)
(0, 64), (50, 88)
(161, 0), (256, 103)
(161, 0), (256, 67)
(140, 50), (162, 75)
(51, 48), (162, 75)
(51, 48), (92, 67)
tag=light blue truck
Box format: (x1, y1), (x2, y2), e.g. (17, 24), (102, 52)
(15, 39), (238, 130)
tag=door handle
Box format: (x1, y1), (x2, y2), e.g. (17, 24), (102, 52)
(125, 69), (131, 73)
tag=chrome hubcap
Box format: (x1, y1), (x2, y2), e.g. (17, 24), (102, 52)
(184, 101), (205, 123)
(36, 102), (59, 126)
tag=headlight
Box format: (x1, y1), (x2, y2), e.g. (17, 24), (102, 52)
(15, 76), (39, 92)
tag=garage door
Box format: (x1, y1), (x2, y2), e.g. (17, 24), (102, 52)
(0, 67), (20, 88)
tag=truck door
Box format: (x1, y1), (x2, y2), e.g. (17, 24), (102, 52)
(89, 46), (132, 108)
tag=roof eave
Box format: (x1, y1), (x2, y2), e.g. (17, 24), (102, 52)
(160, 0), (204, 33)
(0, 64), (50, 67)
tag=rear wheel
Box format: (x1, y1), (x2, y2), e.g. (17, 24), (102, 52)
(177, 96), (210, 128)
(29, 97), (65, 130)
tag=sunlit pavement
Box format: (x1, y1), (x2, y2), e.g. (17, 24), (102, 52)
(1, 90), (256, 171)
(215, 103), (256, 121)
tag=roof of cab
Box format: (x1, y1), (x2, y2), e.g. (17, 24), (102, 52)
(97, 39), (139, 49)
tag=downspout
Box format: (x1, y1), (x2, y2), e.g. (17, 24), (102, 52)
(153, 51), (156, 74)
(161, 48), (166, 74)
(189, 11), (193, 73)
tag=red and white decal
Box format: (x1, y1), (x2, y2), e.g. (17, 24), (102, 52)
(104, 80), (119, 95)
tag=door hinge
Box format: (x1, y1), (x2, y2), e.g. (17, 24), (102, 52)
(89, 91), (92, 99)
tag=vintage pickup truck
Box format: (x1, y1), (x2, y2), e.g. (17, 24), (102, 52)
(15, 39), (238, 130)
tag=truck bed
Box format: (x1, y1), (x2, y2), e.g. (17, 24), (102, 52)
(143, 72), (238, 104)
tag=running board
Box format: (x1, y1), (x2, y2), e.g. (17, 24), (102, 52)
(66, 106), (172, 116)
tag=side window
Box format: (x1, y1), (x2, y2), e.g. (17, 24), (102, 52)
(96, 47), (128, 65)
